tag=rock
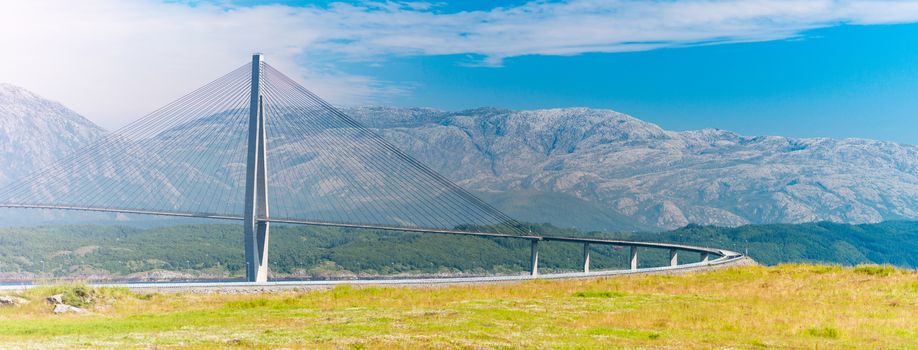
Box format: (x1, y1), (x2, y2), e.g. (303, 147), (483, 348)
(52, 304), (87, 315)
(126, 269), (196, 282)
(0, 296), (29, 306)
(46, 294), (63, 304)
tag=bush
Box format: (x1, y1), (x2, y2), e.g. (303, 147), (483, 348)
(853, 264), (896, 277)
(30, 284), (134, 308)
(573, 291), (625, 298)
(63, 285), (92, 307)
(806, 327), (840, 338)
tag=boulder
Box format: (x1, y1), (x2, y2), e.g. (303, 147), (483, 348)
(0, 296), (29, 306)
(52, 304), (87, 315)
(46, 294), (63, 304)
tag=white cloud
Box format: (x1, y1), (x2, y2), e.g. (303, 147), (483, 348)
(1, 0), (917, 128)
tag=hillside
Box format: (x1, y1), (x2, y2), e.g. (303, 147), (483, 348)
(0, 84), (109, 226)
(609, 220), (918, 267)
(0, 220), (914, 281)
(0, 83), (104, 184)
(2, 84), (918, 231)
(343, 107), (918, 230)
(0, 265), (914, 348)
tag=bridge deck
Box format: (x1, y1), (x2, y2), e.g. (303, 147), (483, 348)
(0, 203), (737, 257)
(0, 255), (752, 292)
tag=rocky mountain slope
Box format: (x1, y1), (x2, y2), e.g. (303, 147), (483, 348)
(342, 106), (918, 230)
(2, 82), (917, 231)
(0, 83), (105, 184)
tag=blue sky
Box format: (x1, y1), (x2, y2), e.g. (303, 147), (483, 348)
(345, 22), (918, 144)
(3, 0), (918, 144)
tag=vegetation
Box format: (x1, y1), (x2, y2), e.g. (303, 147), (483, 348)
(27, 284), (135, 308)
(0, 264), (913, 348)
(622, 221), (918, 267)
(0, 220), (915, 279)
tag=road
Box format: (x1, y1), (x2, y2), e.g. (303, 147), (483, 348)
(0, 254), (753, 293)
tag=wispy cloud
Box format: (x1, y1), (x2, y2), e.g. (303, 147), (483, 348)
(310, 0), (918, 64)
(1, 0), (917, 127)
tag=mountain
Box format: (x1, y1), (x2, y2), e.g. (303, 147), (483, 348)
(340, 106), (918, 230)
(2, 83), (918, 231)
(0, 84), (109, 225)
(0, 83), (105, 184)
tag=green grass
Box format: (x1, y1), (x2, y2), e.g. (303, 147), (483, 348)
(572, 290), (626, 298)
(0, 264), (914, 349)
(853, 264), (898, 276)
(26, 283), (135, 308)
(806, 326), (841, 339)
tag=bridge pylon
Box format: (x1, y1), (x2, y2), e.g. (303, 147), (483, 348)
(244, 53), (270, 282)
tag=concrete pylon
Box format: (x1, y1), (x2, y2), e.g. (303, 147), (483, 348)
(630, 246), (638, 271)
(582, 243), (591, 273)
(244, 54), (271, 283)
(530, 240), (540, 276)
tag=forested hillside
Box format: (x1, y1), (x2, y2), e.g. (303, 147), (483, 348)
(609, 221), (918, 267)
(0, 220), (914, 281)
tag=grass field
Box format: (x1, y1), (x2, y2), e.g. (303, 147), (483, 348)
(0, 264), (915, 349)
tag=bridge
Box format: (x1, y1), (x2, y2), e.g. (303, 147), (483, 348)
(0, 54), (744, 283)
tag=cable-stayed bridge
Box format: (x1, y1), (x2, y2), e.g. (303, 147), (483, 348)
(0, 55), (743, 283)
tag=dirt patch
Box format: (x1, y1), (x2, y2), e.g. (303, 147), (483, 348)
(74, 246), (99, 257)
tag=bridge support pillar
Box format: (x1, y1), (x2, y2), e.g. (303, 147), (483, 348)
(244, 53), (271, 283)
(530, 240), (540, 276)
(670, 249), (678, 267)
(582, 243), (590, 273)
(630, 246), (637, 271)
(700, 252), (709, 263)
(251, 221), (270, 281)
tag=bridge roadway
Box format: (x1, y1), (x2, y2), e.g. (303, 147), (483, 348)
(0, 204), (747, 291)
(0, 253), (749, 293)
(4, 256), (751, 294)
(0, 203), (737, 255)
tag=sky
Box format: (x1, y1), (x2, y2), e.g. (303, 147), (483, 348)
(1, 0), (918, 143)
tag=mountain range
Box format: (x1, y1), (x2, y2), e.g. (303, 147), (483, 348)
(2, 83), (917, 231)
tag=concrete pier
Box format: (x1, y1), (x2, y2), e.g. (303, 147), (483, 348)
(630, 246), (638, 270)
(530, 240), (540, 276)
(583, 243), (591, 273)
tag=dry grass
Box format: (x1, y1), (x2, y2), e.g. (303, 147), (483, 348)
(0, 264), (914, 349)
